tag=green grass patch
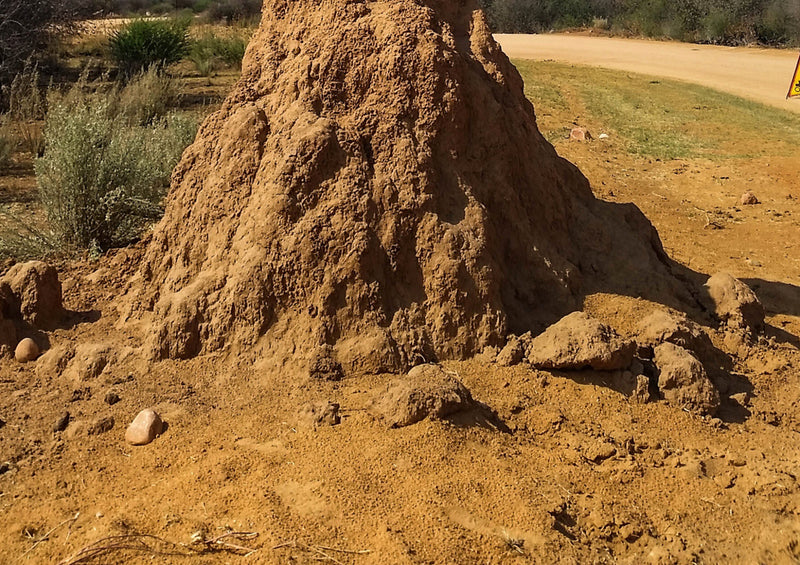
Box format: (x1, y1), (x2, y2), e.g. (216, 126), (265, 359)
(513, 59), (800, 160)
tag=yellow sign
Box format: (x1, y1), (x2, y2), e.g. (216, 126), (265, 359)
(789, 53), (800, 99)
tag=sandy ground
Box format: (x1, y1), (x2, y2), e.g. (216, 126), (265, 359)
(495, 34), (800, 113)
(2, 30), (800, 565)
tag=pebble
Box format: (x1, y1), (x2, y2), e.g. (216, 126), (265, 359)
(104, 391), (121, 405)
(740, 191), (759, 205)
(15, 338), (40, 363)
(53, 411), (70, 433)
(125, 409), (164, 445)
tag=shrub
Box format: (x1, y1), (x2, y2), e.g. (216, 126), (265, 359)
(109, 18), (190, 74)
(0, 116), (14, 170)
(189, 33), (248, 75)
(35, 86), (196, 249)
(112, 66), (182, 125)
(8, 63), (47, 155)
(207, 0), (261, 23)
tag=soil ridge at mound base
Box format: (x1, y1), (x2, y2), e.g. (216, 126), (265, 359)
(125, 0), (690, 373)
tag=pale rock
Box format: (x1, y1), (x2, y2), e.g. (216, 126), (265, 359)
(125, 409), (164, 445)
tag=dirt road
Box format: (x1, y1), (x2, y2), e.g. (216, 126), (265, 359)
(496, 34), (800, 113)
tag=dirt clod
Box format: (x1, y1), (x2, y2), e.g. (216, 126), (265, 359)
(527, 312), (635, 371)
(704, 273), (765, 334)
(740, 191), (759, 205)
(53, 411), (70, 433)
(298, 401), (341, 428)
(1, 261), (63, 328)
(371, 364), (475, 428)
(636, 310), (712, 356)
(496, 335), (528, 367)
(654, 343), (720, 416)
(87, 416), (115, 436)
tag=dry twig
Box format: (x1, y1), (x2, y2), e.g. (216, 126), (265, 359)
(57, 530), (259, 565)
(20, 512), (80, 560)
(272, 539), (371, 563)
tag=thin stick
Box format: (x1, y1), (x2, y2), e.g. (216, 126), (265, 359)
(310, 545), (346, 565)
(20, 512), (80, 559)
(315, 544), (372, 555)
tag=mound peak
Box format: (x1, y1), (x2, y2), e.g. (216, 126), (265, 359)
(125, 0), (689, 374)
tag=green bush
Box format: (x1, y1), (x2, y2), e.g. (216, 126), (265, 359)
(35, 86), (196, 249)
(112, 66), (183, 125)
(189, 33), (248, 75)
(109, 18), (190, 74)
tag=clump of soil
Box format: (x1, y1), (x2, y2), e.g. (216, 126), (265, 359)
(125, 0), (689, 374)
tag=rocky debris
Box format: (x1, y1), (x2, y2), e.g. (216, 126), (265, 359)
(87, 416), (115, 435)
(636, 310), (712, 357)
(654, 343), (720, 416)
(527, 312), (635, 371)
(63, 344), (115, 382)
(740, 192), (759, 205)
(104, 391), (121, 405)
(53, 411), (70, 433)
(125, 409), (164, 445)
(0, 261), (63, 327)
(125, 0), (689, 368)
(308, 346), (344, 381)
(298, 401), (341, 428)
(704, 273), (765, 334)
(570, 127), (593, 141)
(14, 338), (40, 363)
(371, 364), (475, 428)
(496, 334), (528, 367)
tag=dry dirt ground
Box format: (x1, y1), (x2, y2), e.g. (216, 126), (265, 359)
(2, 41), (800, 565)
(496, 33), (800, 114)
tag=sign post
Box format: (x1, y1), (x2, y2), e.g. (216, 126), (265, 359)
(788, 53), (800, 99)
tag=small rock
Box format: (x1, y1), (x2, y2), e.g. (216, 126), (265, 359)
(0, 462), (10, 474)
(53, 411), (70, 433)
(298, 401), (341, 428)
(598, 133), (610, 140)
(740, 191), (759, 205)
(570, 127), (592, 141)
(95, 512), (104, 519)
(527, 312), (635, 371)
(654, 343), (720, 416)
(370, 364), (475, 428)
(125, 409), (164, 445)
(104, 391), (121, 405)
(704, 273), (765, 334)
(15, 338), (40, 363)
(87, 416), (115, 435)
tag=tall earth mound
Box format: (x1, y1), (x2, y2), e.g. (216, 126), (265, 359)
(126, 0), (690, 373)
